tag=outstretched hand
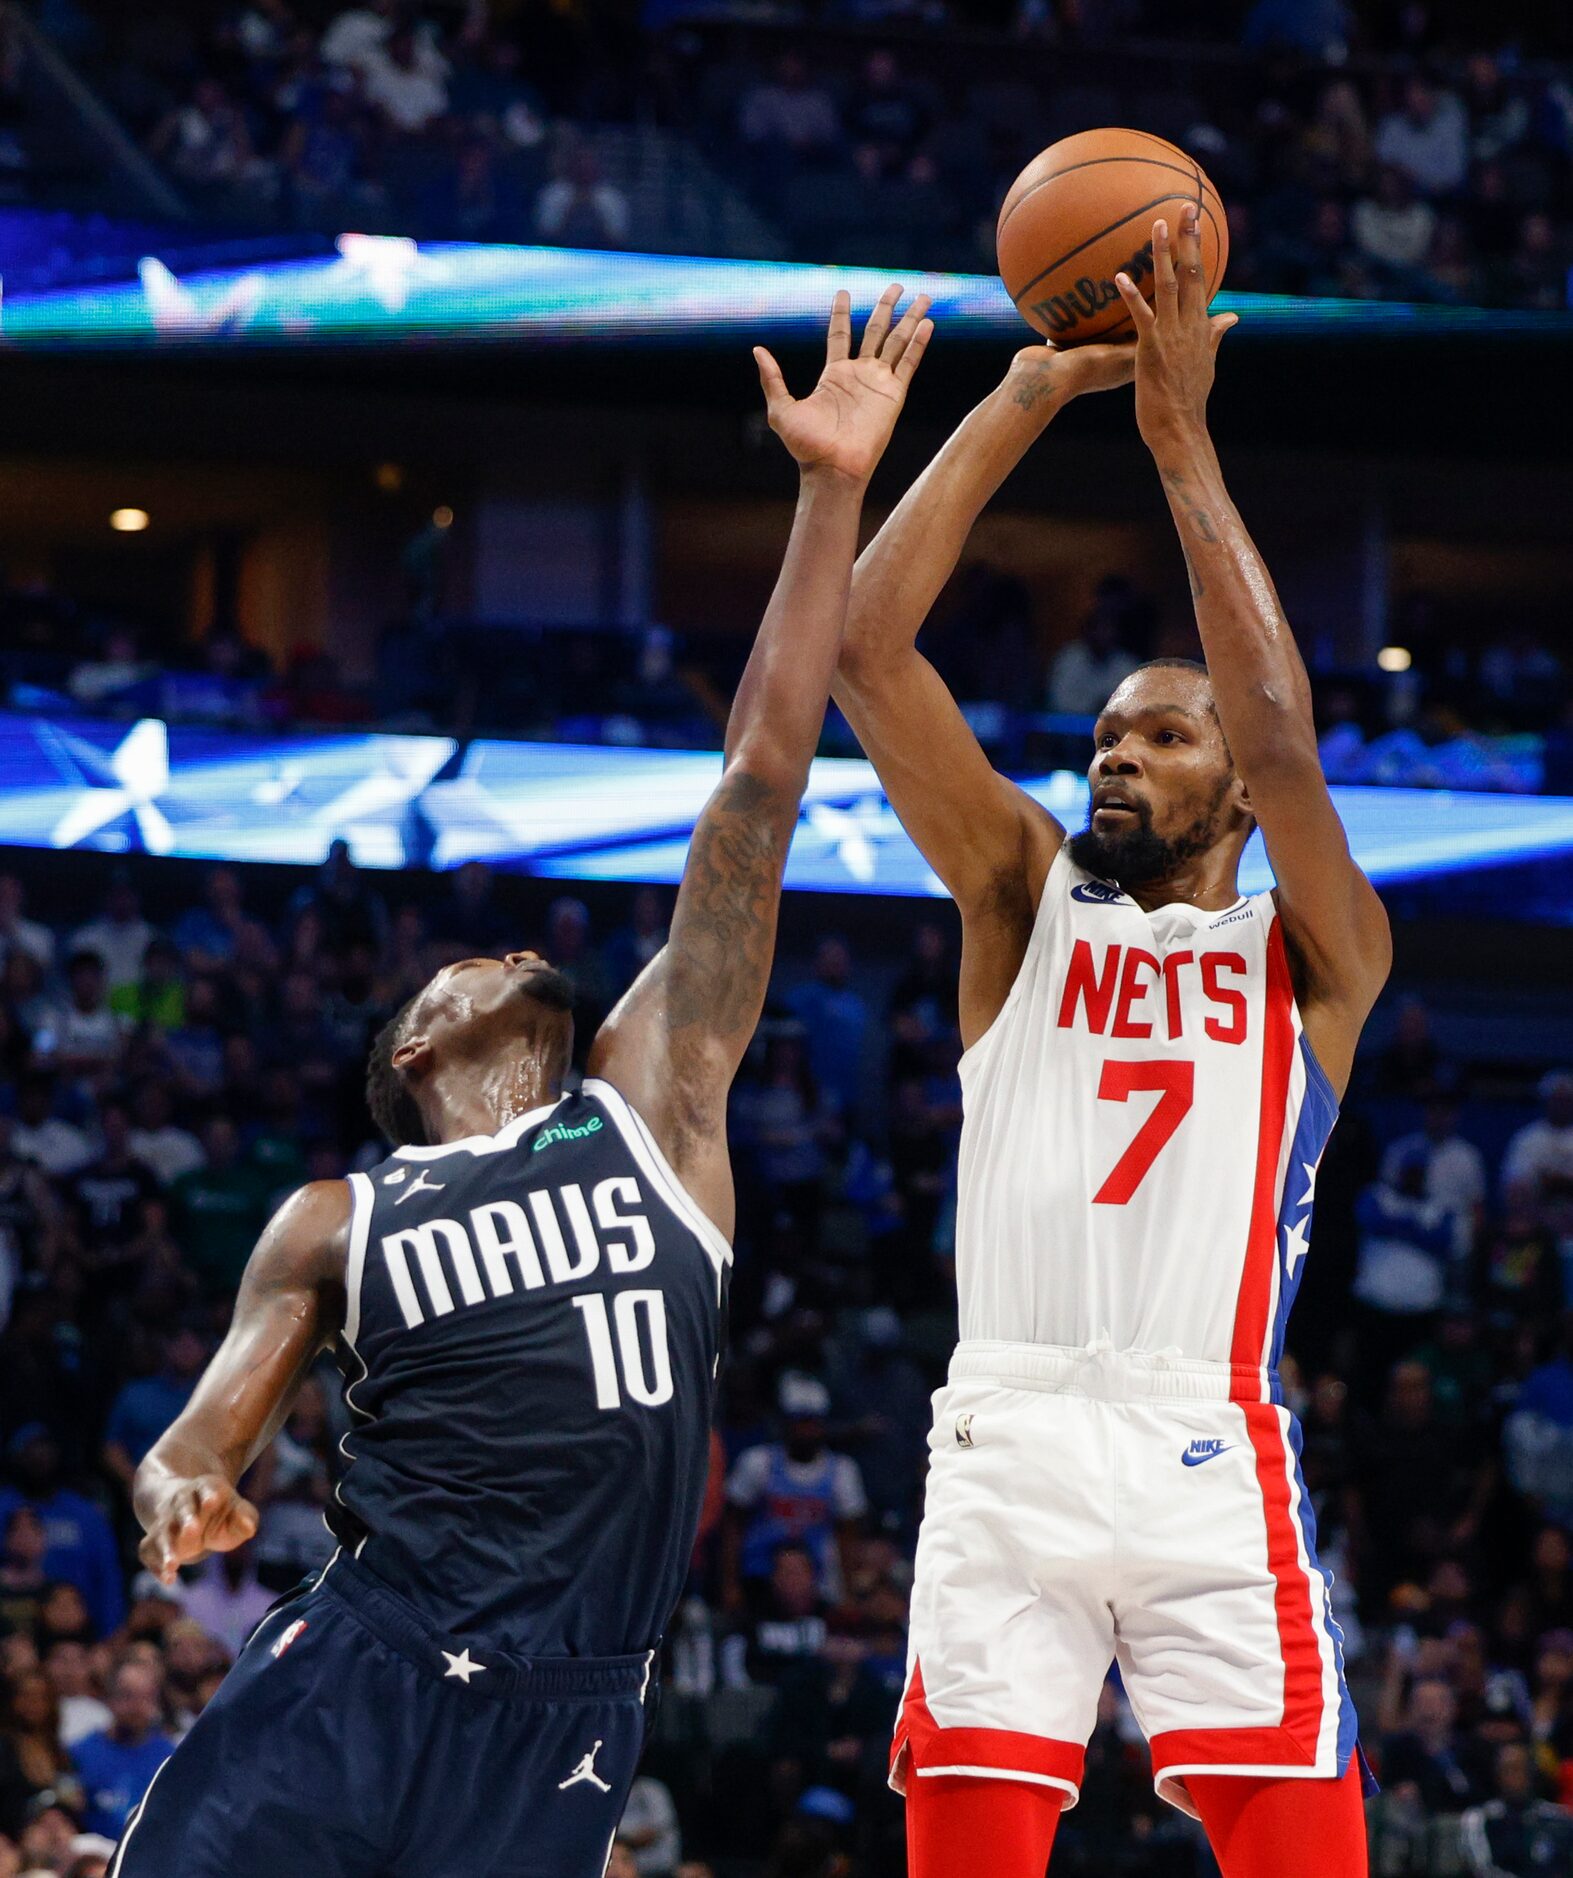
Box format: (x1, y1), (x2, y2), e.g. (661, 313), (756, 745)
(755, 285), (933, 485)
(1114, 205), (1237, 450)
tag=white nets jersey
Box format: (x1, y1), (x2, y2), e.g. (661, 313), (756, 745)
(955, 847), (1339, 1390)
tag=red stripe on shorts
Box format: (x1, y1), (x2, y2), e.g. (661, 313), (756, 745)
(892, 1659), (1086, 1791)
(1245, 1397), (1326, 1757)
(1229, 917), (1295, 1393)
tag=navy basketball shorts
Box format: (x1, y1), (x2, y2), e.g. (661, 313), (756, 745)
(110, 1553), (654, 1878)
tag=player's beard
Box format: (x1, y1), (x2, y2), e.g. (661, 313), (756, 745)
(1067, 777), (1232, 887)
(521, 966), (576, 1012)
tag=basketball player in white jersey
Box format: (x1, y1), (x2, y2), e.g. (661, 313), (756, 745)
(834, 208), (1390, 1878)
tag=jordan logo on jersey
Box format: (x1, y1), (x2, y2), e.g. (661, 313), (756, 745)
(378, 1176), (656, 1329)
(558, 1741), (611, 1793)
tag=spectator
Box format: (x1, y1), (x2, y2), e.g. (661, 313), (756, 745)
(126, 1079), (205, 1189)
(828, 1309), (930, 1522)
(1460, 1738), (1573, 1873)
(534, 138), (630, 249)
(69, 1100), (162, 1279)
(42, 1642), (111, 1749)
(606, 887), (669, 991)
(0, 1427), (124, 1638)
(101, 1327), (208, 1499)
(1046, 587), (1141, 716)
(0, 877), (52, 973)
(1381, 1674), (1488, 1812)
(0, 1506), (47, 1637)
(789, 938), (870, 1126)
(1353, 1145), (1468, 1375)
(724, 1375), (868, 1609)
(434, 859), (509, 954)
(1375, 75), (1470, 198)
(738, 54), (842, 167)
(1352, 166), (1438, 277)
(172, 1115), (272, 1293)
(32, 952), (124, 1092)
(1504, 1071), (1573, 1244)
(720, 1542), (829, 1690)
(174, 1547), (275, 1660)
(363, 25), (449, 134)
(172, 867), (267, 975)
(0, 1673), (81, 1824)
(110, 936), (186, 1033)
(71, 876), (154, 996)
(71, 1661), (174, 1842)
(618, 1771), (681, 1877)
(1242, 0), (1350, 60)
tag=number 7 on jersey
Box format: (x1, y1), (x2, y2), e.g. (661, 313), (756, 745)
(1093, 1059), (1195, 1205)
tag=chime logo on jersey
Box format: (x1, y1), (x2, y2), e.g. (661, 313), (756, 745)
(377, 1176), (657, 1329)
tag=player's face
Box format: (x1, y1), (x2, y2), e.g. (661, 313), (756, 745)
(1073, 668), (1248, 886)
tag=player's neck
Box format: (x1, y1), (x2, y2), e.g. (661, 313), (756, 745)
(1121, 854), (1241, 915)
(422, 1051), (562, 1145)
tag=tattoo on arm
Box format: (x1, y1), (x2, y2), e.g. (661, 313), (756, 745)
(1010, 357), (1064, 413)
(666, 770), (788, 1036)
(1163, 468), (1218, 600)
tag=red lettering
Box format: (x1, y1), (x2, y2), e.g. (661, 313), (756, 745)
(1161, 951), (1194, 1041)
(1202, 952), (1248, 1044)
(1111, 948), (1160, 1040)
(1057, 940), (1120, 1034)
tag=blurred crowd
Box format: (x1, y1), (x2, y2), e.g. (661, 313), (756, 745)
(5, 561), (1570, 788)
(0, 840), (1569, 1875)
(24, 0), (1572, 312)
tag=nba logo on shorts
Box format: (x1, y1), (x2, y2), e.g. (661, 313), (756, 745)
(271, 1619), (308, 1660)
(955, 1414), (976, 1449)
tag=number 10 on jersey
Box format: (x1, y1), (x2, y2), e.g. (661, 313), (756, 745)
(574, 1290), (675, 1409)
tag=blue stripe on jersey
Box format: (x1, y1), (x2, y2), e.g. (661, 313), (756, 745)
(1284, 1411), (1360, 1770)
(1268, 1035), (1341, 1379)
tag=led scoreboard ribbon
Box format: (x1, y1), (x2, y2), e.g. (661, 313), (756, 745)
(1, 712), (1570, 897)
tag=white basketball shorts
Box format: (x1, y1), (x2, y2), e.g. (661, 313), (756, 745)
(891, 1341), (1359, 1820)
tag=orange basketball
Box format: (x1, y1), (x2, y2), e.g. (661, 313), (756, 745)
(996, 128), (1229, 345)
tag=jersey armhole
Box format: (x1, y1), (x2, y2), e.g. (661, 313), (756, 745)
(958, 839), (1073, 1076)
(342, 1171), (374, 1352)
(581, 1077), (734, 1292)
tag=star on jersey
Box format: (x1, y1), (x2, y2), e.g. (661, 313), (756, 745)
(441, 1648), (485, 1684)
(1282, 1215), (1312, 1281)
(1298, 1161), (1319, 1209)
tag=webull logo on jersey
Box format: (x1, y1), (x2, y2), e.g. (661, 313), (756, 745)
(379, 1176), (655, 1329)
(1056, 939), (1249, 1045)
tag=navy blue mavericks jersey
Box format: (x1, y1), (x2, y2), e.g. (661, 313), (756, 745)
(329, 1078), (730, 1657)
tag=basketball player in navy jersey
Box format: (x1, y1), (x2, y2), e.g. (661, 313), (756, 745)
(115, 288), (932, 1878)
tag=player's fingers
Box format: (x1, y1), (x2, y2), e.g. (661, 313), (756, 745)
(1176, 202), (1206, 316)
(1209, 311), (1239, 353)
(858, 283), (902, 359)
(881, 292), (931, 369)
(1114, 272), (1157, 337)
(825, 289), (853, 364)
(1151, 217), (1177, 312)
(892, 316), (934, 386)
(208, 1494), (260, 1553)
(753, 346), (789, 414)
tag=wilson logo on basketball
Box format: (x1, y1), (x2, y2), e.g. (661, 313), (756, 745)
(1028, 241), (1154, 337)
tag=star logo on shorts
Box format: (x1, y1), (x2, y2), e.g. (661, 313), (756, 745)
(441, 1648), (485, 1684)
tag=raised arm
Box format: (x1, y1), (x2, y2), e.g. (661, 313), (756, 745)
(590, 288), (931, 1230)
(1115, 208), (1392, 1089)
(133, 1179), (349, 1584)
(833, 343), (1131, 1043)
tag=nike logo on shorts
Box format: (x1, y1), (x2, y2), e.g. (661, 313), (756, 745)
(1180, 1440), (1232, 1467)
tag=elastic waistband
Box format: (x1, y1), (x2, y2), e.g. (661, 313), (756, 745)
(318, 1553), (654, 1703)
(949, 1339), (1276, 1404)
